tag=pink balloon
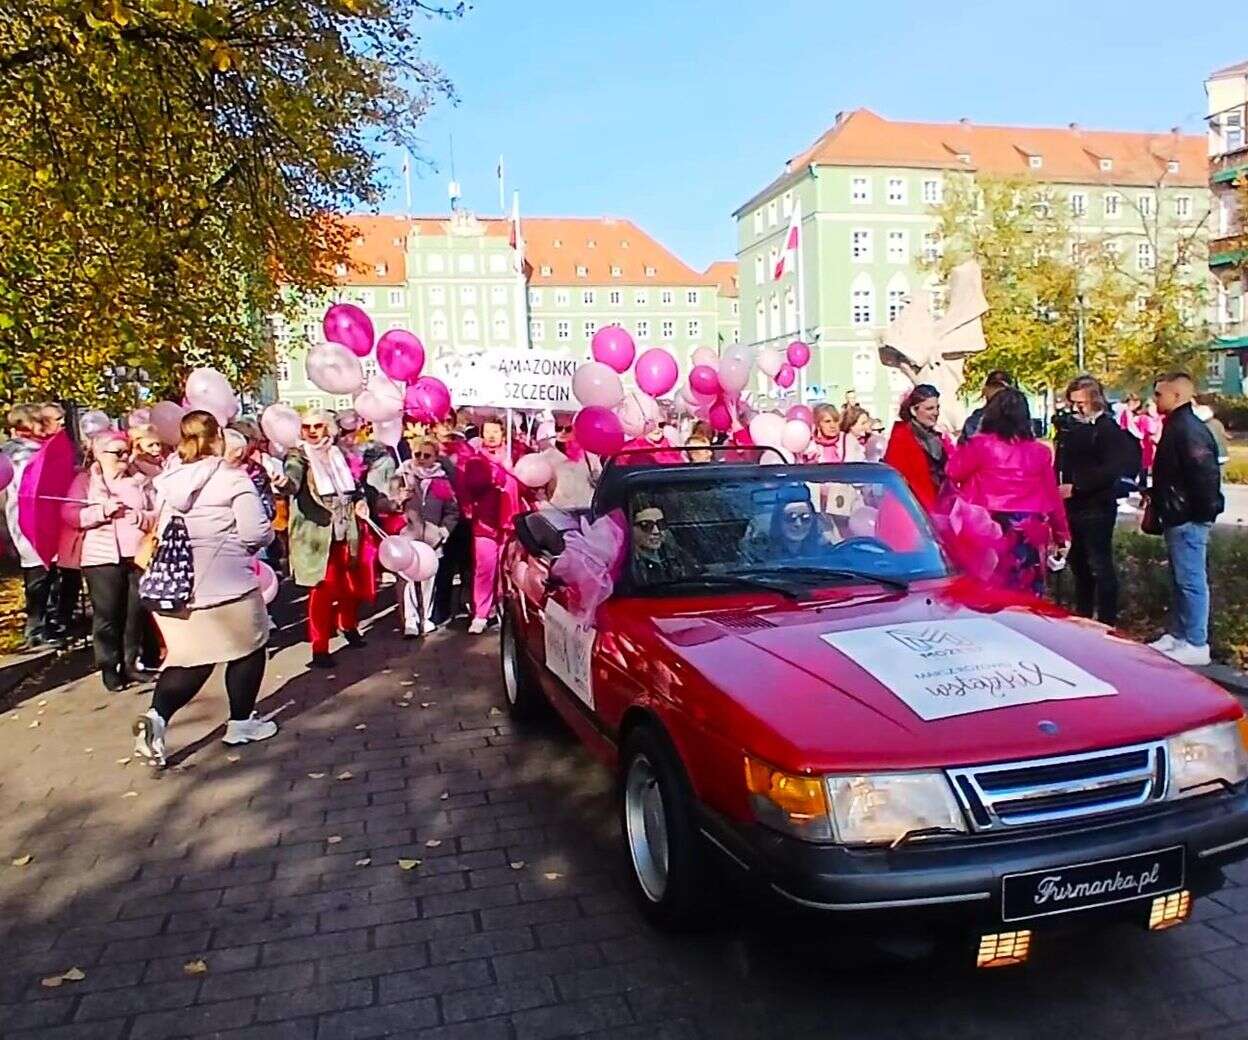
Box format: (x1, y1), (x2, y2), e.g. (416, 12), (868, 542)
(718, 357), (750, 395)
(379, 535), (417, 575)
(354, 389), (402, 423)
(786, 340), (812, 369)
(514, 453), (554, 489)
(690, 346), (718, 369)
(402, 542), (439, 583)
(616, 390), (661, 438)
(0, 452), (12, 494)
(261, 404), (302, 449)
(781, 419), (812, 455)
(590, 326), (636, 374)
(749, 412), (786, 448)
(373, 415), (403, 448)
(376, 330), (425, 382)
(307, 342), (364, 396)
(323, 303), (374, 358)
(404, 376), (451, 421)
(572, 362), (625, 408)
(150, 401), (185, 446)
(126, 408), (151, 429)
(708, 400), (733, 433)
(865, 434), (888, 463)
(786, 404), (814, 425)
(185, 368), (239, 424)
(574, 406), (625, 457)
(757, 347), (784, 378)
(254, 560), (279, 605)
(848, 506), (880, 538)
(634, 348), (679, 397)
(775, 363), (796, 389)
(689, 364), (720, 397)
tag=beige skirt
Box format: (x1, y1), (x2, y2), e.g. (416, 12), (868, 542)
(155, 590), (269, 668)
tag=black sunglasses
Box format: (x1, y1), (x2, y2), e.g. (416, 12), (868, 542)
(783, 511), (814, 525)
(634, 518), (665, 533)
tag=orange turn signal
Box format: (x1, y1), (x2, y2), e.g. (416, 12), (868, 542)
(744, 756), (828, 824)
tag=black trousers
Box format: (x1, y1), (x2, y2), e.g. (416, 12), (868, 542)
(21, 565), (53, 640)
(431, 522), (472, 625)
(82, 561), (145, 673)
(51, 566), (81, 631)
(151, 646), (266, 724)
(1068, 509), (1119, 625)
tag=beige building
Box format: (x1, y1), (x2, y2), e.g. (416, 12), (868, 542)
(1207, 60), (1248, 393)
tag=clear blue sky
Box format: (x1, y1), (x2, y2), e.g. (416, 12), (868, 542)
(381, 0), (1240, 269)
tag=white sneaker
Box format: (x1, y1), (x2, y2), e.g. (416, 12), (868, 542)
(1149, 634), (1180, 653)
(467, 618), (487, 635)
(133, 710), (167, 767)
(421, 619), (438, 635)
(1164, 642), (1212, 667)
(223, 713), (279, 746)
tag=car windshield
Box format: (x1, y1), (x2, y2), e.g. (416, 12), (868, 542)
(625, 470), (947, 594)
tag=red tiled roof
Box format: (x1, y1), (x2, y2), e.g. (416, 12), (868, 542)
(738, 108), (1208, 212)
(1210, 60), (1248, 80)
(702, 261), (739, 297)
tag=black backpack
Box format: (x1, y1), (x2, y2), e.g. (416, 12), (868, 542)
(138, 515), (196, 615)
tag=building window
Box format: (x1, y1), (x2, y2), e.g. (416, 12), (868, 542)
(922, 233), (940, 263)
(753, 209), (764, 234)
(887, 288), (909, 323)
(661, 320), (674, 340)
(609, 290), (622, 305)
(661, 289), (674, 305)
(731, 300), (739, 317)
(303, 322), (317, 340)
(1175, 195), (1192, 219)
(530, 320), (545, 341)
(582, 290), (595, 305)
(769, 294), (780, 337)
(276, 360), (290, 382)
(886, 230), (908, 263)
(851, 278), (874, 326)
(556, 320), (570, 340)
(459, 285), (476, 304)
(886, 177), (906, 204)
(851, 176), (870, 204)
(489, 254), (507, 273)
(1069, 192), (1086, 217)
(782, 191), (794, 217)
(539, 264), (552, 276)
(584, 320), (597, 339)
(635, 290), (648, 305)
(768, 247), (779, 278)
(1099, 157), (1113, 172)
(610, 265), (622, 277)
(645, 265), (656, 277)
(334, 262), (348, 277)
(457, 254), (475, 273)
(576, 265), (588, 278)
(686, 289), (699, 305)
(922, 179), (942, 204)
(355, 289), (374, 308)
(427, 254), (445, 273)
(387, 289), (403, 307)
(431, 312), (447, 339)
(555, 289), (570, 307)
(1137, 194), (1153, 218)
(528, 288), (542, 306)
(375, 262), (388, 278)
(767, 199), (778, 226)
(929, 285), (948, 318)
(753, 255), (765, 284)
(1028, 155), (1043, 169)
(462, 311), (479, 339)
(636, 319), (650, 339)
(1226, 111), (1244, 152)
(428, 286), (445, 305)
(485, 285), (504, 305)
(783, 288), (795, 334)
(852, 229), (872, 261)
(493, 313), (509, 340)
(732, 327), (740, 343)
(1137, 242), (1155, 270)
(1167, 160), (1180, 174)
(1103, 239), (1122, 261)
(1135, 294), (1149, 315)
(1104, 193), (1120, 218)
(755, 300), (766, 341)
(687, 319), (701, 338)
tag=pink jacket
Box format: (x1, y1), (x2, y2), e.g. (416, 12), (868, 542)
(62, 467), (156, 567)
(947, 434), (1070, 542)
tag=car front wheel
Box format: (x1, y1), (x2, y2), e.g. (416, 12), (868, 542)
(500, 609), (545, 720)
(620, 726), (711, 929)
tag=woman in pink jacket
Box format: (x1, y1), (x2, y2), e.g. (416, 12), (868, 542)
(63, 430), (157, 691)
(946, 389), (1070, 595)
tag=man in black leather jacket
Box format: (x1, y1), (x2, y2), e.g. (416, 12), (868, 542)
(1147, 373), (1224, 666)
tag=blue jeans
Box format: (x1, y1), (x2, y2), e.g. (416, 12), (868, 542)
(1164, 522), (1213, 647)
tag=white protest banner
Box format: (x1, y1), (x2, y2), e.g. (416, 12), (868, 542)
(433, 349), (577, 410)
(820, 618), (1116, 722)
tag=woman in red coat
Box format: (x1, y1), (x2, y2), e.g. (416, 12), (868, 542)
(883, 384), (954, 513)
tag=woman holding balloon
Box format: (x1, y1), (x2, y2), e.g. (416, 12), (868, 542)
(395, 439), (460, 636)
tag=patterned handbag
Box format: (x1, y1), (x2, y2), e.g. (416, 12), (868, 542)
(137, 515), (196, 614)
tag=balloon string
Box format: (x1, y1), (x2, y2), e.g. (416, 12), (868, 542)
(362, 515), (387, 539)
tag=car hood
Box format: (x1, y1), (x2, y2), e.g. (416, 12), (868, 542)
(644, 580), (1241, 773)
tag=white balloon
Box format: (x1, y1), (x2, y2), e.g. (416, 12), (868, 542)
(690, 346), (718, 369)
(757, 347), (784, 378)
(306, 342), (364, 396)
(781, 419), (812, 455)
(748, 411), (786, 449)
(354, 389), (402, 423)
(616, 390), (661, 438)
(372, 415), (403, 447)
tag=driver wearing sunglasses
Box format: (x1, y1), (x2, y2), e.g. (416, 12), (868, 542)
(630, 499), (697, 584)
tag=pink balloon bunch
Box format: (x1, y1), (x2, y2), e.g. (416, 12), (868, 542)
(675, 347), (756, 437)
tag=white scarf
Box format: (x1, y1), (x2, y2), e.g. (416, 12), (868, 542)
(304, 442), (356, 497)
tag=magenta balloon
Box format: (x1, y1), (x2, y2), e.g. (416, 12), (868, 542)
(323, 303), (375, 358)
(689, 364), (720, 397)
(786, 404), (814, 425)
(775, 363), (796, 389)
(379, 535), (417, 575)
(786, 340), (812, 369)
(590, 325), (636, 374)
(376, 330), (425, 382)
(0, 452), (12, 494)
(404, 376), (451, 421)
(708, 401), (733, 433)
(573, 406), (625, 457)
(634, 348), (679, 398)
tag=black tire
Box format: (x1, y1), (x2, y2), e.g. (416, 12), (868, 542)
(500, 609), (546, 720)
(619, 725), (713, 930)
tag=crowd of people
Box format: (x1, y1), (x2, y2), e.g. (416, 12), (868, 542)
(0, 366), (1229, 764)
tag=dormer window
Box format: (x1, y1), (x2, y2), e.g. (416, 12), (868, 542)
(621, 240), (630, 249)
(610, 265), (622, 277)
(1099, 158), (1113, 172)
(956, 152), (971, 164)
(539, 264), (552, 276)
(644, 265), (657, 277)
(587, 239), (597, 249)
(575, 264), (588, 277)
(375, 262), (388, 276)
(1167, 160), (1180, 174)
(334, 262), (348, 277)
(392, 238), (403, 247)
(1028, 155), (1043, 169)
(553, 238), (562, 248)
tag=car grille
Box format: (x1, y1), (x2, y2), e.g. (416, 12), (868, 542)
(947, 742), (1168, 831)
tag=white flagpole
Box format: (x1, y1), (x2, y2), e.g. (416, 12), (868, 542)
(794, 200), (808, 404)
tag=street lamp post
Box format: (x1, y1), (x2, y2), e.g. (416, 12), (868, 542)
(1076, 292), (1086, 373)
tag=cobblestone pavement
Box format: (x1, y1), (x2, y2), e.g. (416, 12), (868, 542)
(5, 596), (1248, 1040)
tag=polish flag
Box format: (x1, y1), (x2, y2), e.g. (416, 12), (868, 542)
(773, 201), (801, 280)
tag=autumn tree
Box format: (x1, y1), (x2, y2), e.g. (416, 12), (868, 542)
(0, 0), (460, 408)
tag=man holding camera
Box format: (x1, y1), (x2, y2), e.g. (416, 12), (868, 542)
(1055, 375), (1140, 627)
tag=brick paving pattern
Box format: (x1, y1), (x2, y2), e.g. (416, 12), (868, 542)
(4, 603), (1248, 1039)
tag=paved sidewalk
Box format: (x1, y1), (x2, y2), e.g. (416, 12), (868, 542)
(6, 602), (1248, 1039)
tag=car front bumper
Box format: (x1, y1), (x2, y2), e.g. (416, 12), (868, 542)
(700, 785), (1248, 927)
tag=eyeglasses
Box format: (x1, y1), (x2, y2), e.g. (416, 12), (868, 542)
(555, 424), (573, 433)
(783, 512), (814, 526)
(416, 452), (437, 461)
(98, 448), (126, 458)
(633, 518), (665, 533)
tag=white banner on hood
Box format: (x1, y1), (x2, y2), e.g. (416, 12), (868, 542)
(433, 349), (577, 410)
(821, 618), (1116, 721)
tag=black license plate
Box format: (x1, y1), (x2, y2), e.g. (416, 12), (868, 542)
(1002, 846), (1185, 923)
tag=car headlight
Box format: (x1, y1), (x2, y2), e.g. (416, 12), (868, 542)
(1166, 720), (1248, 799)
(826, 772), (968, 846)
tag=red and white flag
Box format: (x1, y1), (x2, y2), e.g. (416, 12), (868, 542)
(773, 200), (801, 280)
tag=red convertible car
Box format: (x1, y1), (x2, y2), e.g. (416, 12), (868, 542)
(499, 455), (1248, 966)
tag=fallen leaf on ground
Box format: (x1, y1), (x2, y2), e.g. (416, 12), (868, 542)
(28, 720), (39, 728)
(307, 772), (325, 779)
(489, 707), (503, 717)
(37, 700), (46, 707)
(354, 858), (371, 867)
(121, 791), (139, 799)
(326, 835), (343, 845)
(36, 709), (44, 716)
(226, 755), (240, 763)
(397, 858), (420, 870)
(62, 968), (85, 981)
(116, 757), (131, 766)
(8, 712), (18, 720)
(336, 771), (354, 781)
(83, 748), (93, 754)
(400, 681), (414, 687)
(544, 872), (563, 880)
(510, 861), (526, 870)
(421, 702), (436, 709)
(354, 724), (367, 731)
(11, 854), (32, 867)
(424, 839), (442, 848)
(182, 960), (208, 975)
(40, 976), (63, 988)
(439, 792), (449, 801)
(395, 701), (410, 708)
